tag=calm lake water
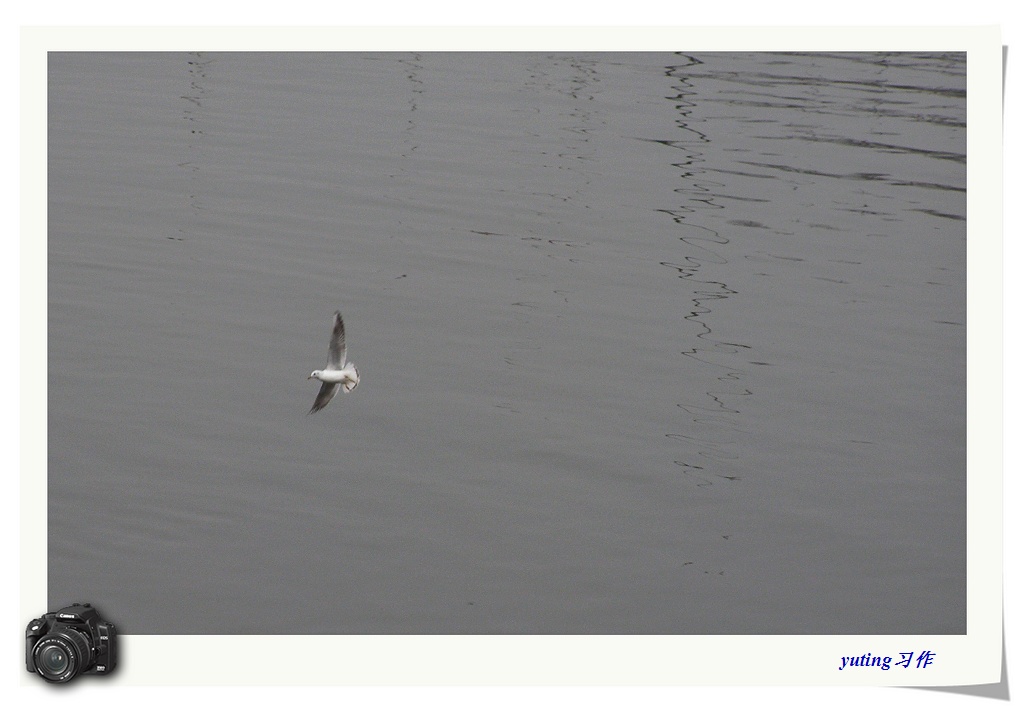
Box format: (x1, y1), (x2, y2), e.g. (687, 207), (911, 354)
(47, 51), (966, 634)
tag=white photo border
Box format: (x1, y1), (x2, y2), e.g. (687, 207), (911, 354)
(20, 24), (1003, 687)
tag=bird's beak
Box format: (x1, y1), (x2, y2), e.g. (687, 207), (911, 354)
(307, 375), (314, 380)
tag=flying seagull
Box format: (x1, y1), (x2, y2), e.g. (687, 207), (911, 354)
(308, 311), (360, 414)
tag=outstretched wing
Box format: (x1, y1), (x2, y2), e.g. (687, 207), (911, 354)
(309, 382), (340, 414)
(326, 311), (347, 369)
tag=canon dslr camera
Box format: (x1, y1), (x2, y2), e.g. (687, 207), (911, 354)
(26, 603), (117, 683)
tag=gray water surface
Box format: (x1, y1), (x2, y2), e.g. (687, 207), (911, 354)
(48, 52), (966, 634)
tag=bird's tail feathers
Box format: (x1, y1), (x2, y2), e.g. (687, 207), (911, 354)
(343, 364), (359, 393)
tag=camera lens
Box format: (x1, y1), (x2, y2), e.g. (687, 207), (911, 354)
(32, 629), (92, 683)
(37, 644), (70, 676)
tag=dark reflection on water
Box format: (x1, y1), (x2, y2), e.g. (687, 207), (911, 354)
(656, 55), (754, 487)
(179, 52), (210, 227)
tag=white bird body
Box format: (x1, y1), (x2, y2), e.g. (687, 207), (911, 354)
(310, 365), (359, 386)
(308, 311), (359, 413)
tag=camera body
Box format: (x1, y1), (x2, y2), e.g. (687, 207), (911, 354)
(26, 603), (117, 683)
